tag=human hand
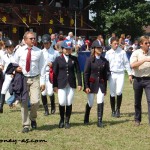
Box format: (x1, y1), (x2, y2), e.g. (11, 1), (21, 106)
(85, 88), (91, 94)
(40, 85), (45, 92)
(129, 75), (133, 84)
(48, 62), (53, 67)
(54, 87), (58, 93)
(78, 86), (82, 91)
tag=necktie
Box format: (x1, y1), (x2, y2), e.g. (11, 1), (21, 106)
(26, 47), (31, 72)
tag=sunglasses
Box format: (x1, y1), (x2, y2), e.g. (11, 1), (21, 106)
(28, 38), (36, 40)
(144, 42), (150, 45)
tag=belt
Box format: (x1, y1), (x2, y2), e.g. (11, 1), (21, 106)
(133, 76), (150, 80)
(25, 74), (39, 78)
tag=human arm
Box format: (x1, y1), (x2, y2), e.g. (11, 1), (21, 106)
(39, 51), (46, 91)
(84, 57), (91, 92)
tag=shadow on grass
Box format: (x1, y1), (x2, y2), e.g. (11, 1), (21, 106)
(36, 122), (88, 131)
(104, 119), (132, 126)
(86, 119), (133, 126)
(121, 112), (148, 117)
(35, 124), (59, 131)
(36, 119), (133, 131)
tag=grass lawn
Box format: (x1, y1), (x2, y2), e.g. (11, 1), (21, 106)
(0, 73), (150, 150)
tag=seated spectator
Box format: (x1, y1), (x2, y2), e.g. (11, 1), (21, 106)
(79, 40), (91, 51)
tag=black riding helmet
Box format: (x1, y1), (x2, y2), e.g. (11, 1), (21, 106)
(41, 34), (51, 43)
(5, 40), (14, 47)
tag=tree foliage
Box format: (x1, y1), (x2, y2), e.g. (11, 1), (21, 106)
(89, 0), (150, 39)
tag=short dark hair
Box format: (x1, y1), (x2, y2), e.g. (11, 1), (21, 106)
(110, 37), (119, 44)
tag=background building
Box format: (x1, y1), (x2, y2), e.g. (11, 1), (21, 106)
(0, 0), (94, 44)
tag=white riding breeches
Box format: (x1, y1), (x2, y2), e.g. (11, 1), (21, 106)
(109, 71), (125, 97)
(87, 88), (105, 107)
(41, 72), (53, 96)
(58, 84), (75, 106)
(1, 74), (13, 94)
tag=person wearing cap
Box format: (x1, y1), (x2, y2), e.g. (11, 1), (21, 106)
(83, 40), (110, 127)
(14, 31), (45, 133)
(79, 40), (91, 51)
(0, 40), (16, 113)
(41, 34), (60, 116)
(105, 37), (132, 118)
(53, 39), (82, 129)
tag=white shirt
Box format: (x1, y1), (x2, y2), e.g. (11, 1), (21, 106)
(108, 37), (111, 46)
(105, 47), (132, 75)
(63, 54), (69, 63)
(77, 39), (84, 46)
(42, 47), (60, 71)
(0, 50), (5, 66)
(1, 52), (16, 73)
(14, 44), (45, 85)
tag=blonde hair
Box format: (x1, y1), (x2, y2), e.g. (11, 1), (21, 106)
(0, 41), (5, 49)
(139, 35), (149, 44)
(23, 31), (35, 39)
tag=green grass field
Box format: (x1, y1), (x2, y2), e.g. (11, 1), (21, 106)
(0, 73), (150, 150)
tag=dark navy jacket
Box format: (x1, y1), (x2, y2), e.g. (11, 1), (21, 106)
(53, 54), (82, 89)
(84, 56), (110, 94)
(6, 63), (28, 102)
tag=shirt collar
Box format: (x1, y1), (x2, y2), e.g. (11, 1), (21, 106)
(139, 48), (150, 55)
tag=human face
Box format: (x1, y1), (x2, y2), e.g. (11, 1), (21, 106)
(6, 46), (14, 54)
(141, 40), (150, 51)
(94, 47), (103, 56)
(24, 33), (36, 47)
(51, 34), (56, 40)
(63, 48), (72, 55)
(111, 40), (119, 50)
(43, 42), (51, 49)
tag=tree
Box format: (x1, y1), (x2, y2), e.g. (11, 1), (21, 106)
(89, 0), (150, 39)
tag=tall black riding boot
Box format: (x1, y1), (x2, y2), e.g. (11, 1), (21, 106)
(50, 94), (56, 114)
(59, 105), (65, 128)
(41, 95), (49, 116)
(97, 103), (104, 128)
(116, 94), (122, 118)
(65, 104), (72, 129)
(110, 95), (115, 117)
(0, 94), (5, 113)
(84, 103), (91, 125)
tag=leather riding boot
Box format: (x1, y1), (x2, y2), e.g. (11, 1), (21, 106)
(84, 103), (91, 125)
(50, 94), (56, 114)
(43, 105), (50, 116)
(41, 95), (49, 116)
(0, 94), (5, 113)
(59, 105), (65, 128)
(110, 95), (115, 117)
(97, 103), (104, 127)
(65, 104), (72, 129)
(116, 94), (122, 118)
